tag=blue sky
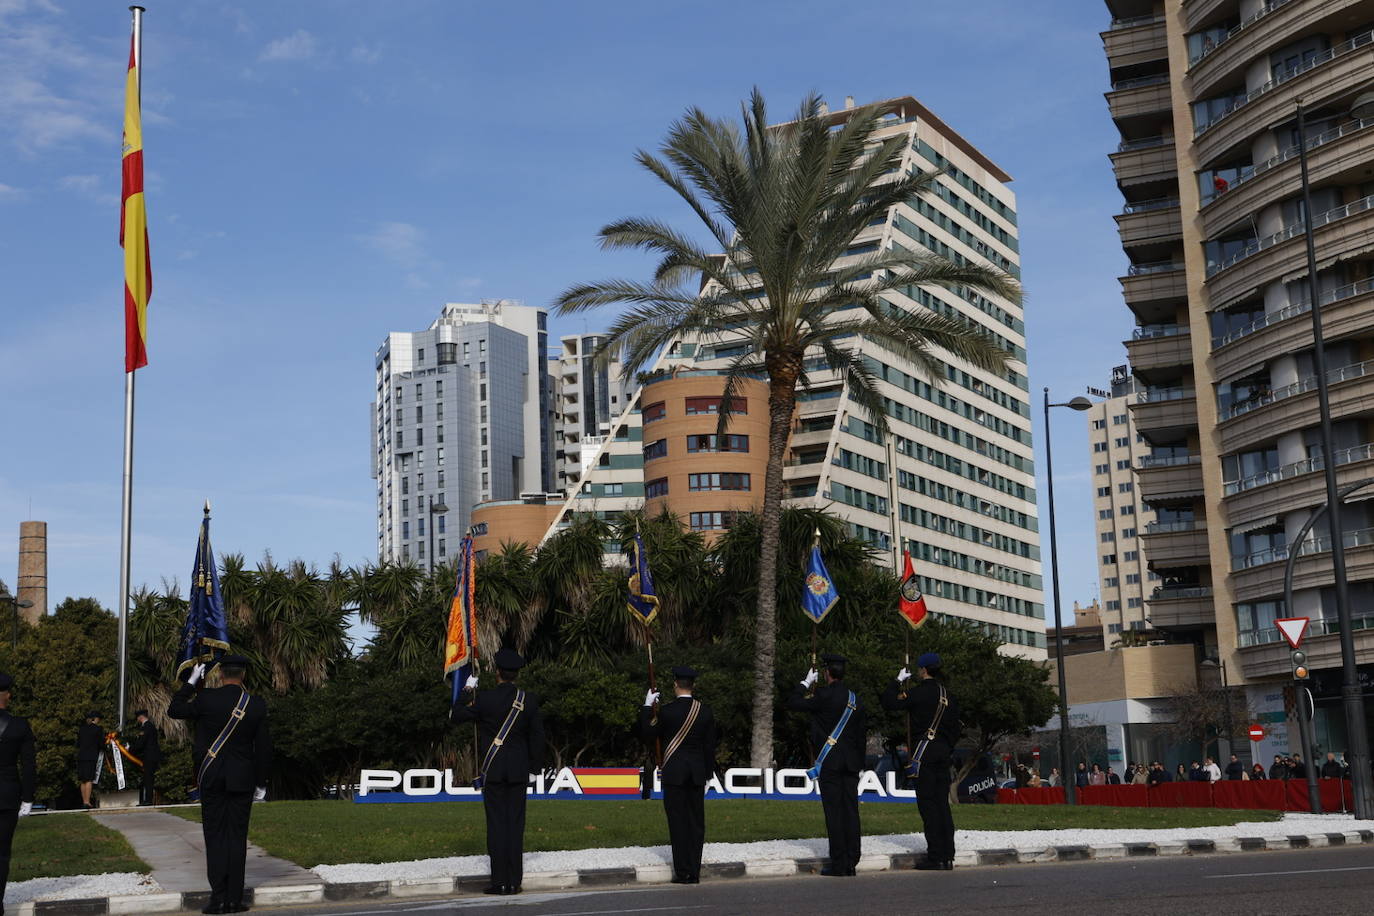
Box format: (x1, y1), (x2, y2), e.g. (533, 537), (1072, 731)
(1, 0), (1123, 625)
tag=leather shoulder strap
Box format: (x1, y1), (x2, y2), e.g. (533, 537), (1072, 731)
(662, 699), (700, 766)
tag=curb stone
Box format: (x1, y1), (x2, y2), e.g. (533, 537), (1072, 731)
(16, 830), (1374, 914)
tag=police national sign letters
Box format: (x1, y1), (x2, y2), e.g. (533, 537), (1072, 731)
(356, 767), (918, 803)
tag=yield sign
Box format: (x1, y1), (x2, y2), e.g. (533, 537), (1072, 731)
(1275, 616), (1310, 649)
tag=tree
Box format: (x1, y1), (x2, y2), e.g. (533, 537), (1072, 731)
(1161, 680), (1253, 762)
(556, 91), (1019, 765)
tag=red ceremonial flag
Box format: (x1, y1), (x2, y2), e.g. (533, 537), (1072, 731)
(898, 550), (928, 629)
(121, 32), (151, 372)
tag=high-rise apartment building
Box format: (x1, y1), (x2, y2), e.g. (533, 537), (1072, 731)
(1103, 0), (1374, 754)
(372, 300), (553, 565)
(1087, 365), (1159, 640)
(553, 334), (632, 492)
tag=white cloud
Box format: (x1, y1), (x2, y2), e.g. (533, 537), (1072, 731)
(58, 173), (99, 192)
(358, 221), (427, 269)
(349, 45), (381, 65)
(259, 29), (317, 62)
(0, 183), (19, 196)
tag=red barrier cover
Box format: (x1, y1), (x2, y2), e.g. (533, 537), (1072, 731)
(1319, 778), (1354, 813)
(1146, 781), (1214, 808)
(1212, 779), (1284, 810)
(1001, 778), (1352, 811)
(1077, 784), (1147, 807)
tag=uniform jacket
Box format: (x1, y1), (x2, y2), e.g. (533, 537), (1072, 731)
(0, 710), (37, 810)
(450, 682), (546, 784)
(168, 682), (271, 793)
(786, 681), (865, 774)
(76, 722), (105, 762)
(638, 696), (716, 786)
(132, 719), (162, 766)
(880, 678), (960, 761)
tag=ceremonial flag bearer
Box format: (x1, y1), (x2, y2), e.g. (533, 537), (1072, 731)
(639, 665), (716, 884)
(169, 655), (271, 914)
(787, 653), (865, 876)
(882, 652), (960, 870)
(450, 648), (545, 896)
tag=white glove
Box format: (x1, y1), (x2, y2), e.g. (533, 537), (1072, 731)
(464, 675), (479, 690)
(253, 787), (266, 802)
(18, 802), (31, 817)
(800, 668), (818, 688)
(188, 663), (207, 686)
(644, 689), (660, 707)
(897, 667), (911, 682)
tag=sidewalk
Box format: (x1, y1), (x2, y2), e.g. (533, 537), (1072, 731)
(91, 808), (317, 892)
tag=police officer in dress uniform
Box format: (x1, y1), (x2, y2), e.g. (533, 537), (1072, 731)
(169, 656), (271, 915)
(882, 651), (960, 870)
(787, 653), (865, 876)
(639, 665), (716, 885)
(131, 709), (161, 806)
(0, 673), (36, 915)
(76, 711), (104, 809)
(450, 648), (545, 897)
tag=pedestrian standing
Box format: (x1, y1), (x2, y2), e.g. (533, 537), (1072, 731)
(1269, 754), (1288, 779)
(788, 653), (865, 876)
(76, 711), (104, 809)
(131, 710), (162, 806)
(1075, 762), (1089, 787)
(1204, 756), (1222, 782)
(1321, 753), (1344, 779)
(1089, 764), (1106, 786)
(450, 649), (545, 897)
(169, 655), (271, 915)
(639, 665), (716, 885)
(0, 673), (36, 910)
(881, 652), (960, 871)
(1224, 754), (1244, 781)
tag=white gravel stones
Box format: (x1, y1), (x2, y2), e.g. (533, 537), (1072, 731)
(3, 872), (160, 905)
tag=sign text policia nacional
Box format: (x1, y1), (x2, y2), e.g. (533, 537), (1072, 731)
(357, 767), (918, 803)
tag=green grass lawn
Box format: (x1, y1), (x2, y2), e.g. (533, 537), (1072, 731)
(173, 800), (1284, 868)
(12, 814), (148, 882)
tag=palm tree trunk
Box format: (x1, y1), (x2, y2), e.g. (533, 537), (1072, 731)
(750, 357), (801, 767)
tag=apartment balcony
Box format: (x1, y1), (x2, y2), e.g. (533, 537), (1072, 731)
(1205, 194), (1374, 311)
(1102, 15), (1167, 70)
(1107, 75), (1173, 124)
(1187, 0), (1361, 97)
(1125, 324), (1192, 380)
(1184, 0), (1233, 33)
(1136, 453), (1204, 503)
(1110, 137), (1178, 187)
(1237, 615), (1374, 680)
(1229, 525), (1374, 602)
(1121, 260), (1186, 313)
(789, 426), (833, 450)
(1140, 520), (1211, 565)
(1194, 30), (1374, 167)
(782, 457), (826, 483)
(1200, 114), (1374, 241)
(1211, 279), (1374, 380)
(1116, 199), (1182, 249)
(797, 395), (842, 419)
(1146, 586), (1215, 630)
(1216, 358), (1374, 453)
(1223, 443), (1374, 529)
(1129, 385), (1199, 444)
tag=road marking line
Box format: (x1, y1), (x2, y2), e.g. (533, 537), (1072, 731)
(1208, 865), (1374, 879)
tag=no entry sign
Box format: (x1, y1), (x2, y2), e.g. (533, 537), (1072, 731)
(1248, 724), (1265, 742)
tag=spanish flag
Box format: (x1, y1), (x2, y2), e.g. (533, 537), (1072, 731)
(121, 31), (151, 373)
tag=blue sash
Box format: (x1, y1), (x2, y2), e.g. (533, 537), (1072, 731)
(196, 687), (251, 787)
(474, 689), (525, 790)
(806, 690), (857, 780)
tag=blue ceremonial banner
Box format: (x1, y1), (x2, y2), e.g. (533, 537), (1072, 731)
(626, 532), (659, 626)
(801, 542), (838, 624)
(176, 508), (230, 682)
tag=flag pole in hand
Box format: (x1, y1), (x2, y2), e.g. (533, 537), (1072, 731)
(627, 520), (662, 797)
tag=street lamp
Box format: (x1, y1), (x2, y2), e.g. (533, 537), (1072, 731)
(8, 598), (34, 648)
(1294, 100), (1373, 820)
(1044, 389), (1093, 805)
(427, 497), (449, 571)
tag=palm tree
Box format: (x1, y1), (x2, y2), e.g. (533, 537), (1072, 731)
(557, 91), (1020, 766)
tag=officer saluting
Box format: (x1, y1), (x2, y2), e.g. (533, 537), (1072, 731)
(640, 665), (716, 885)
(169, 655), (271, 915)
(0, 672), (37, 909)
(882, 652), (960, 870)
(450, 649), (545, 897)
(787, 653), (865, 876)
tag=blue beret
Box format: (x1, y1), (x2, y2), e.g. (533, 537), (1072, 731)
(917, 652), (942, 669)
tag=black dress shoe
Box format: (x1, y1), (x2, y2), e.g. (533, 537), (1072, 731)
(687, 876), (700, 884)
(819, 866), (853, 876)
(914, 858), (950, 871)
(227, 905), (251, 913)
(201, 905), (226, 915)
(482, 885), (504, 895)
(504, 885), (521, 895)
(670, 876), (691, 884)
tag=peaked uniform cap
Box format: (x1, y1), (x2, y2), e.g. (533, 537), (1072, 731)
(493, 648), (526, 670)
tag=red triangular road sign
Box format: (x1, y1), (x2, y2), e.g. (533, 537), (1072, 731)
(1275, 617), (1309, 649)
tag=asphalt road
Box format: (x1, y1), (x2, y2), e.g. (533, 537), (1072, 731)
(261, 845), (1374, 916)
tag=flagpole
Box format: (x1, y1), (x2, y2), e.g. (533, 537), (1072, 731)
(115, 4), (146, 733)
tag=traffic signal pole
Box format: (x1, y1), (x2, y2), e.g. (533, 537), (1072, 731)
(1291, 653), (1321, 815)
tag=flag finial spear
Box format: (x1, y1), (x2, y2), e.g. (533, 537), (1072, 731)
(203, 499), (211, 517)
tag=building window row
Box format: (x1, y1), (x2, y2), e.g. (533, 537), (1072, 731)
(906, 197), (1019, 274)
(911, 139), (1018, 225)
(895, 468), (1037, 532)
(689, 511), (737, 531)
(907, 539), (1042, 590)
(887, 426), (1034, 502)
(688, 472), (751, 491)
(831, 481), (888, 515)
(645, 477), (669, 498)
(687, 433), (749, 453)
(900, 503), (1039, 561)
(871, 360), (1030, 444)
(889, 289), (1027, 364)
(918, 174), (1018, 249)
(833, 448), (886, 480)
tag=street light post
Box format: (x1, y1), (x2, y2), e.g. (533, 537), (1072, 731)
(427, 497), (449, 571)
(1043, 389), (1094, 805)
(8, 597), (34, 648)
(1295, 101), (1374, 820)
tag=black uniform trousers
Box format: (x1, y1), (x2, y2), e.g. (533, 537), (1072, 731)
(914, 754), (955, 863)
(140, 762), (158, 805)
(818, 771), (861, 870)
(662, 783), (706, 880)
(200, 785), (253, 908)
(482, 780), (528, 889)
(0, 808), (17, 909)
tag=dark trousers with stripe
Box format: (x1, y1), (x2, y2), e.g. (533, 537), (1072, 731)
(482, 781), (528, 889)
(662, 783), (706, 879)
(0, 808), (17, 909)
(915, 755), (955, 862)
(140, 763), (158, 805)
(200, 786), (253, 907)
(818, 770), (861, 870)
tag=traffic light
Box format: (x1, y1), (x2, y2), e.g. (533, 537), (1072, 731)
(1291, 649), (1310, 681)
